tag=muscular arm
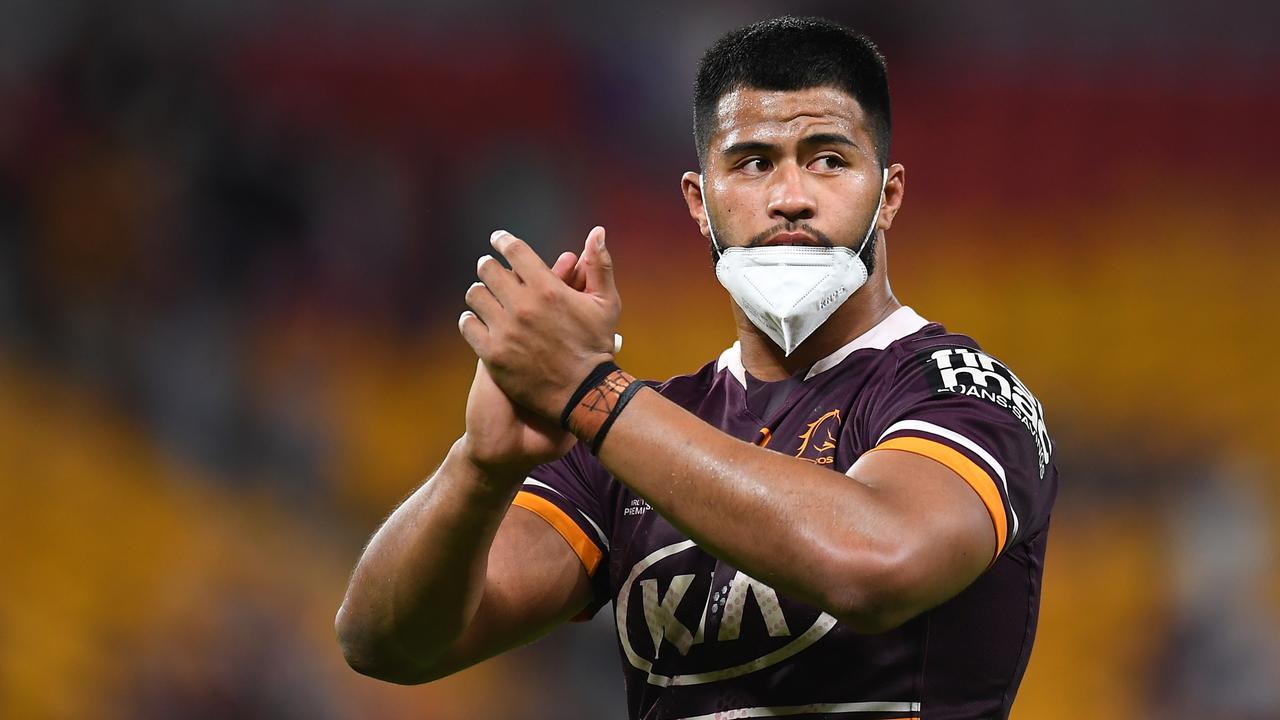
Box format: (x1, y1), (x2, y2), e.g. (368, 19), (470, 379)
(596, 389), (995, 633)
(465, 230), (997, 635)
(337, 250), (602, 684)
(335, 438), (593, 684)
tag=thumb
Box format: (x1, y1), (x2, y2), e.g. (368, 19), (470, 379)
(580, 226), (616, 299)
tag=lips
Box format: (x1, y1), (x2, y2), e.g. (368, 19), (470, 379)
(761, 231), (821, 247)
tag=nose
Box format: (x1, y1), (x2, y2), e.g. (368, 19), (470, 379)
(766, 162), (817, 223)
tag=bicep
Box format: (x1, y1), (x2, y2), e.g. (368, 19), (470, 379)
(424, 505), (595, 679)
(847, 448), (996, 626)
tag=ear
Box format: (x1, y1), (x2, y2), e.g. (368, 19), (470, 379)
(877, 163), (906, 232)
(681, 171), (712, 239)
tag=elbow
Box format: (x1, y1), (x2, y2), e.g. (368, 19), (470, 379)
(820, 548), (921, 635)
(335, 604), (436, 685)
(831, 599), (915, 635)
(334, 605), (402, 681)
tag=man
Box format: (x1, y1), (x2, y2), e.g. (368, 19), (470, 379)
(337, 16), (1057, 720)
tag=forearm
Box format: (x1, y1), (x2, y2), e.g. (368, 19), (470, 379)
(595, 389), (902, 622)
(454, 230), (990, 633)
(336, 437), (524, 678)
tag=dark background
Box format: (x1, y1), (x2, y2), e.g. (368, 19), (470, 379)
(2, 1), (1278, 717)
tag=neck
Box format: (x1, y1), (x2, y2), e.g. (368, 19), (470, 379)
(734, 268), (900, 382)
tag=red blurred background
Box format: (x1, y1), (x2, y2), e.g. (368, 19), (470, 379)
(2, 1), (1278, 718)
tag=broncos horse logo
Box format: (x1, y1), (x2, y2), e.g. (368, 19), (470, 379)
(794, 409), (841, 465)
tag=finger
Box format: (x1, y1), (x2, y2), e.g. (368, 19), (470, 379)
(464, 281), (503, 325)
(579, 226), (617, 299)
(550, 251), (578, 283)
(567, 256), (588, 292)
(457, 310), (490, 356)
(476, 254), (519, 305)
(490, 230), (554, 287)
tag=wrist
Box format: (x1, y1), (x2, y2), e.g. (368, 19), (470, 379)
(541, 352), (615, 420)
(561, 362), (647, 454)
(450, 436), (535, 494)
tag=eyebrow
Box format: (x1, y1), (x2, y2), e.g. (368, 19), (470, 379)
(719, 132), (860, 158)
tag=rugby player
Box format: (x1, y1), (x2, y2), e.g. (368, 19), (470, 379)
(338, 16), (1058, 720)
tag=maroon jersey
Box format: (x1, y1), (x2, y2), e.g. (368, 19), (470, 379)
(513, 307), (1057, 720)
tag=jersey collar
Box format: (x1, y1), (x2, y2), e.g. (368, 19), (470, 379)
(716, 306), (930, 388)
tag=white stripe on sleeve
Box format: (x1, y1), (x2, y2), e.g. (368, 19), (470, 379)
(522, 477), (610, 549)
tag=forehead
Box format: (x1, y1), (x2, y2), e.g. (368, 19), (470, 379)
(710, 86), (869, 152)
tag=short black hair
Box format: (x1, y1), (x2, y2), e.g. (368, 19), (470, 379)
(694, 16), (891, 169)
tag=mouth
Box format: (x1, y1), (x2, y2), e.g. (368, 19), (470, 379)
(760, 231), (823, 247)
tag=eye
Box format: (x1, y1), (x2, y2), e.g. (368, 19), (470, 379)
(808, 155), (847, 172)
(738, 157), (772, 174)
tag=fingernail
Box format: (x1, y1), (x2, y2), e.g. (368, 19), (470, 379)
(596, 230), (606, 251)
(490, 230), (508, 245)
(477, 254), (493, 271)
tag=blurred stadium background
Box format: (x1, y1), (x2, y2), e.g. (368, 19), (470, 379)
(2, 0), (1278, 718)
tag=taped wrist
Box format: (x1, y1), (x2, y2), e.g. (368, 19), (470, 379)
(560, 361), (644, 453)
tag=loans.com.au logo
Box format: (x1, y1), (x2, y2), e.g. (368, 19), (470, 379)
(925, 347), (1052, 478)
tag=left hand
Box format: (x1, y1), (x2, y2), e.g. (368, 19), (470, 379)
(458, 226), (621, 421)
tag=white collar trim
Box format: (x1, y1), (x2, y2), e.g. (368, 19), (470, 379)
(716, 306), (930, 388)
(716, 343), (748, 389)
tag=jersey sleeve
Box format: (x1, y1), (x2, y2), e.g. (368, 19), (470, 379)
(861, 344), (1057, 564)
(515, 441), (612, 619)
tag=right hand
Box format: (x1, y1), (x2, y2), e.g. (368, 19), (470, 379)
(458, 248), (588, 477)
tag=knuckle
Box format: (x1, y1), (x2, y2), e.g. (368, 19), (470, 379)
(487, 344), (511, 369)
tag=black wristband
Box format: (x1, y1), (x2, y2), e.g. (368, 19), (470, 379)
(589, 379), (648, 455)
(560, 361), (621, 430)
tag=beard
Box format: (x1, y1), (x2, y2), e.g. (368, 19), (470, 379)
(706, 219), (877, 274)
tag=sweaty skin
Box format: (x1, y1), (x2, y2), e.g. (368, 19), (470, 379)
(336, 86), (996, 682)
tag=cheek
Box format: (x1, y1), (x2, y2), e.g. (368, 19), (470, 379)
(819, 188), (876, 238)
(711, 191), (758, 229)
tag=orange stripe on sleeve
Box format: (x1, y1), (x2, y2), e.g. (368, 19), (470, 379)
(512, 491), (604, 576)
(867, 436), (1008, 562)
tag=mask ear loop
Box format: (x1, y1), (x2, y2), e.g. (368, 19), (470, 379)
(853, 167), (890, 264)
(699, 174), (724, 260)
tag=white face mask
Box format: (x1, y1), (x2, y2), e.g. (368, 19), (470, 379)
(702, 168), (889, 356)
